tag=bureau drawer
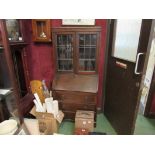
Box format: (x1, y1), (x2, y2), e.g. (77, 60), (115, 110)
(60, 102), (96, 112)
(53, 91), (96, 104)
(83, 104), (96, 111)
(53, 90), (97, 122)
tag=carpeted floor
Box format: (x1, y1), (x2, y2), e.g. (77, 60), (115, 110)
(134, 114), (155, 135)
(58, 113), (155, 135)
(24, 113), (155, 135)
(58, 113), (116, 135)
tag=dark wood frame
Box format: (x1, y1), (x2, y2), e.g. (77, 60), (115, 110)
(52, 27), (101, 74)
(0, 29), (2, 45)
(52, 27), (101, 32)
(101, 20), (111, 111)
(32, 19), (51, 42)
(10, 45), (30, 96)
(21, 48), (31, 92)
(0, 20), (23, 123)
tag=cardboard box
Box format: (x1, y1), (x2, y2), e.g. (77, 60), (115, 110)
(36, 112), (58, 135)
(75, 110), (94, 132)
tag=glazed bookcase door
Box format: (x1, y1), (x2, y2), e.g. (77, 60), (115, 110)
(55, 33), (74, 72)
(53, 27), (101, 74)
(77, 32), (99, 74)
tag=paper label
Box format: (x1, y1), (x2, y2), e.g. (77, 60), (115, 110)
(83, 121), (86, 125)
(19, 37), (22, 41)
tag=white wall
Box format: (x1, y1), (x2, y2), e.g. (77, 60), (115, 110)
(140, 37), (155, 113)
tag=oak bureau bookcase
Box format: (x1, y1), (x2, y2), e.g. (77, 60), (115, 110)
(52, 27), (101, 126)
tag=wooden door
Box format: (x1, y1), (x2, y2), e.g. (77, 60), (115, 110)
(104, 19), (152, 134)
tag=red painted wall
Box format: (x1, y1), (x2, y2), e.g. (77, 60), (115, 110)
(95, 20), (107, 108)
(24, 19), (107, 108)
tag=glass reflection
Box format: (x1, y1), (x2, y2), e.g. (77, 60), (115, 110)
(78, 34), (97, 72)
(5, 19), (22, 41)
(0, 48), (20, 134)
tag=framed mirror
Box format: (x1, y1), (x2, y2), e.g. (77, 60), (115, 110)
(5, 19), (23, 42)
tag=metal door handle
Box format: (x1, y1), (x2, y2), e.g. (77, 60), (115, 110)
(134, 53), (144, 75)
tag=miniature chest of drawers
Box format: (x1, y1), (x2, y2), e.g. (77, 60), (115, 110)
(52, 73), (98, 125)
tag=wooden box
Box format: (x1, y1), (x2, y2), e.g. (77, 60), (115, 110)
(75, 110), (94, 132)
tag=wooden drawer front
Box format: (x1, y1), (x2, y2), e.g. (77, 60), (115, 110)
(61, 103), (96, 112)
(83, 104), (96, 111)
(85, 95), (96, 103)
(53, 91), (96, 104)
(61, 103), (82, 111)
(53, 90), (97, 122)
